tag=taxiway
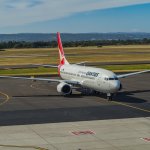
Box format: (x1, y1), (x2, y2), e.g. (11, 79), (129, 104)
(0, 73), (149, 126)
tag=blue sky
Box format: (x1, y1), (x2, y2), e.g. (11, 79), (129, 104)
(0, 0), (150, 33)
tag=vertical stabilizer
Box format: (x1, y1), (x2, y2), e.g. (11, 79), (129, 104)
(57, 32), (69, 65)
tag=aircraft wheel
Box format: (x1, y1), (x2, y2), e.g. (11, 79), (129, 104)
(107, 93), (113, 101)
(107, 96), (112, 101)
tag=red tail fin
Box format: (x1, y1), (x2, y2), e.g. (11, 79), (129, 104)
(57, 32), (69, 65)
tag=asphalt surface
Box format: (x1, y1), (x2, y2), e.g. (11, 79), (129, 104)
(0, 73), (149, 126)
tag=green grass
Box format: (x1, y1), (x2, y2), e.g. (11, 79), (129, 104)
(0, 45), (150, 75)
(0, 67), (57, 76)
(102, 64), (150, 72)
(0, 45), (150, 65)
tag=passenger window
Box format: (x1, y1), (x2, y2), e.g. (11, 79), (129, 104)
(105, 78), (108, 81)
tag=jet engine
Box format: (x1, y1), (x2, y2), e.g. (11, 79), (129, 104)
(57, 82), (72, 95)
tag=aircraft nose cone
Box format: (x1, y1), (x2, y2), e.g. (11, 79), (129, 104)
(110, 81), (120, 92)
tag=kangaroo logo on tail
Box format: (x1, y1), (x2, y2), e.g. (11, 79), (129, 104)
(57, 32), (69, 76)
(57, 32), (69, 65)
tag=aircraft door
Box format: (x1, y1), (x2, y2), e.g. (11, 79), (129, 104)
(97, 77), (101, 87)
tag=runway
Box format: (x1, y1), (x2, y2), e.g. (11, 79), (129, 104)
(0, 73), (150, 126)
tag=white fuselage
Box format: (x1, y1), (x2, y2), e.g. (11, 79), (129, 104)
(60, 64), (121, 94)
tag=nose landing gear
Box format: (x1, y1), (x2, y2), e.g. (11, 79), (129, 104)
(107, 93), (113, 101)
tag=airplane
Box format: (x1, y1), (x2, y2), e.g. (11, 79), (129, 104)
(0, 32), (149, 100)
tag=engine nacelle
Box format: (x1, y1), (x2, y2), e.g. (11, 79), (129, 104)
(57, 82), (72, 95)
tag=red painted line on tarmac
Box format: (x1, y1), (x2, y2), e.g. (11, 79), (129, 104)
(141, 137), (150, 142)
(72, 130), (95, 136)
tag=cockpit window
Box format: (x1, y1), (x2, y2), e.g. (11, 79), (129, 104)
(109, 77), (118, 80)
(104, 77), (118, 81)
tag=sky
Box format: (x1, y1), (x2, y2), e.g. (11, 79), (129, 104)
(0, 0), (150, 33)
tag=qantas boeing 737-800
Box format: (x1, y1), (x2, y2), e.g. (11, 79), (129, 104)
(0, 32), (149, 100)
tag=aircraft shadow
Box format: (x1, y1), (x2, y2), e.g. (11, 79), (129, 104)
(113, 89), (150, 103)
(12, 89), (150, 103)
(13, 94), (83, 98)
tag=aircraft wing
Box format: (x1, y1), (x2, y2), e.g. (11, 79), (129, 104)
(117, 70), (150, 78)
(0, 76), (80, 85)
(0, 75), (61, 82)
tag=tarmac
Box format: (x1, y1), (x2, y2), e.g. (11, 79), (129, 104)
(0, 73), (150, 150)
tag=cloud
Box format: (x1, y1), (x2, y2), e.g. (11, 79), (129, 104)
(0, 0), (150, 28)
(5, 0), (42, 9)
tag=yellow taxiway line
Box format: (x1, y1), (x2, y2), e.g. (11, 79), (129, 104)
(111, 100), (150, 113)
(0, 145), (48, 150)
(0, 91), (10, 106)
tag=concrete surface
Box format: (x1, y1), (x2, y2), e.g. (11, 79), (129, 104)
(0, 117), (150, 150)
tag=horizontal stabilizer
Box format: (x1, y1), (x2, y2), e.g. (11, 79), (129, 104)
(73, 61), (88, 65)
(35, 64), (58, 68)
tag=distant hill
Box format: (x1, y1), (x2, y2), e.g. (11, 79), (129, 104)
(0, 33), (150, 42)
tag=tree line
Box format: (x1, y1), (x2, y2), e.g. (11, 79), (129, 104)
(0, 38), (150, 49)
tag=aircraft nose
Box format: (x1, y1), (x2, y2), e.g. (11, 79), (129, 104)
(110, 81), (120, 92)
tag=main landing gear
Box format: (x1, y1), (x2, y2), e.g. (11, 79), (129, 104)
(81, 88), (95, 96)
